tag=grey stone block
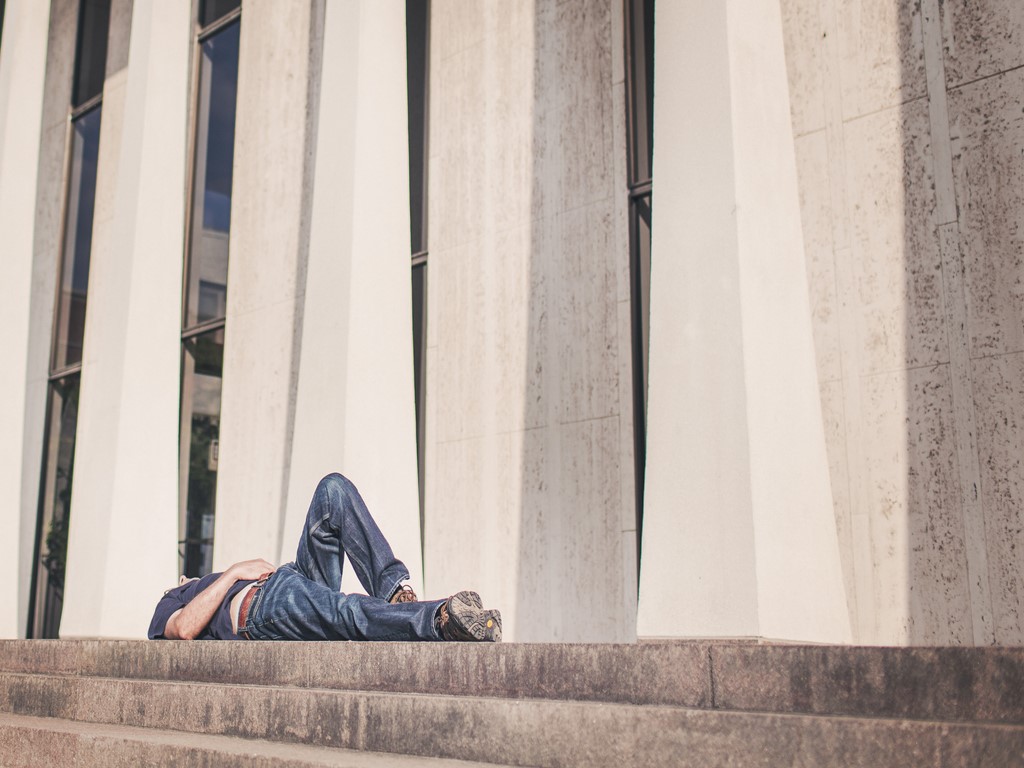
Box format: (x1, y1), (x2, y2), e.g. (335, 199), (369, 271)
(0, 672), (1021, 768)
(711, 645), (1024, 724)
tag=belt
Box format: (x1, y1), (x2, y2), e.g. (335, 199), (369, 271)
(237, 573), (272, 640)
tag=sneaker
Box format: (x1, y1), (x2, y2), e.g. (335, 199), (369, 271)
(438, 591), (501, 642)
(389, 584), (418, 604)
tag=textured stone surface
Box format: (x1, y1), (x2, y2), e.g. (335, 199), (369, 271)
(426, 0), (634, 642)
(973, 354), (1024, 643)
(712, 645), (1024, 724)
(0, 668), (1022, 768)
(836, 0), (926, 119)
(0, 713), (491, 768)
(782, 0), (1024, 645)
(948, 68), (1024, 360)
(942, 0), (1024, 88)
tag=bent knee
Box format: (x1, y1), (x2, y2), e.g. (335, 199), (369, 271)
(319, 472), (355, 496)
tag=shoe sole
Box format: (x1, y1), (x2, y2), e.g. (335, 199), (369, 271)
(448, 591), (501, 642)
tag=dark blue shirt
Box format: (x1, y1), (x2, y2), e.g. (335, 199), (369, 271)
(147, 572), (254, 640)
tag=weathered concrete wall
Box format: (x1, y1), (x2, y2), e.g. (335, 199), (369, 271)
(424, 0), (638, 642)
(782, 0), (1024, 644)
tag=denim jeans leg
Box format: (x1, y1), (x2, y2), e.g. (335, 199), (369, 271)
(294, 473), (409, 601)
(244, 565), (444, 641)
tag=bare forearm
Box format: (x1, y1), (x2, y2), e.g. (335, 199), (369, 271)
(164, 559), (276, 640)
(164, 570), (238, 640)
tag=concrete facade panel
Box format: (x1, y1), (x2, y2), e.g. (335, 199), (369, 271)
(794, 129), (843, 384)
(948, 68), (1024, 360)
(779, 0), (826, 136)
(842, 101), (948, 375)
(973, 353), (1024, 644)
(836, 0), (926, 119)
(0, 0), (53, 638)
(941, 0), (1024, 88)
(426, 0), (633, 641)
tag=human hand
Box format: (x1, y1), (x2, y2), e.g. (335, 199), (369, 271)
(229, 559), (277, 581)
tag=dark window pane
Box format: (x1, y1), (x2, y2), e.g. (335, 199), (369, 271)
(179, 329), (224, 577)
(407, 0), (430, 255)
(30, 375), (80, 638)
(411, 263), (427, 528)
(200, 0), (241, 29)
(627, 0), (654, 185)
(629, 192), (651, 551)
(53, 107), (102, 370)
(184, 21), (239, 329)
(72, 0), (111, 106)
(1, 0), (7, 54)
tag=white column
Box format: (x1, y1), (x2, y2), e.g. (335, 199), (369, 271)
(279, 0), (422, 595)
(213, 1), (325, 569)
(636, 0), (851, 642)
(60, 0), (191, 638)
(0, 0), (52, 638)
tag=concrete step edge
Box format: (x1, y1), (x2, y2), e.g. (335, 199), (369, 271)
(1, 672), (1022, 768)
(1, 639), (1021, 724)
(0, 712), (505, 768)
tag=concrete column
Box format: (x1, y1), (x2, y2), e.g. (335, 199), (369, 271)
(0, 0), (52, 638)
(636, 0), (851, 642)
(213, 1), (324, 569)
(279, 0), (422, 594)
(60, 0), (192, 638)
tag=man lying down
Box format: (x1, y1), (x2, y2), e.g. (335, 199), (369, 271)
(148, 473), (501, 643)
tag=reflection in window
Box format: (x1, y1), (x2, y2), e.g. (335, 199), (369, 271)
(179, 8), (240, 578)
(53, 107), (102, 371)
(72, 0), (111, 107)
(30, 377), (80, 638)
(184, 20), (239, 329)
(179, 330), (224, 577)
(407, 0), (430, 543)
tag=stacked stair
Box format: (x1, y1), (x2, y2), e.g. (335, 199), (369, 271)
(0, 639), (1021, 766)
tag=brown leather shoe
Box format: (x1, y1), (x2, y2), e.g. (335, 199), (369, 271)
(389, 584), (418, 603)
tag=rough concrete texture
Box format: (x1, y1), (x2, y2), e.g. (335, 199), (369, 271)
(1, 640), (1022, 725)
(780, 0), (1024, 644)
(0, 671), (1021, 768)
(0, 713), (496, 768)
(424, 0), (636, 643)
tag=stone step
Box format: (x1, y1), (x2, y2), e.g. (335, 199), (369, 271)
(0, 712), (497, 768)
(0, 640), (1021, 724)
(0, 671), (1022, 768)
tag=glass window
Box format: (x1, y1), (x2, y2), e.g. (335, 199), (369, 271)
(30, 375), (80, 638)
(184, 20), (239, 330)
(625, 0), (654, 555)
(72, 0), (111, 107)
(53, 106), (102, 371)
(179, 329), (224, 577)
(407, 0), (430, 256)
(200, 0), (241, 29)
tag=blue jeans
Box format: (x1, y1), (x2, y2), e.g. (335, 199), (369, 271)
(240, 473), (444, 641)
